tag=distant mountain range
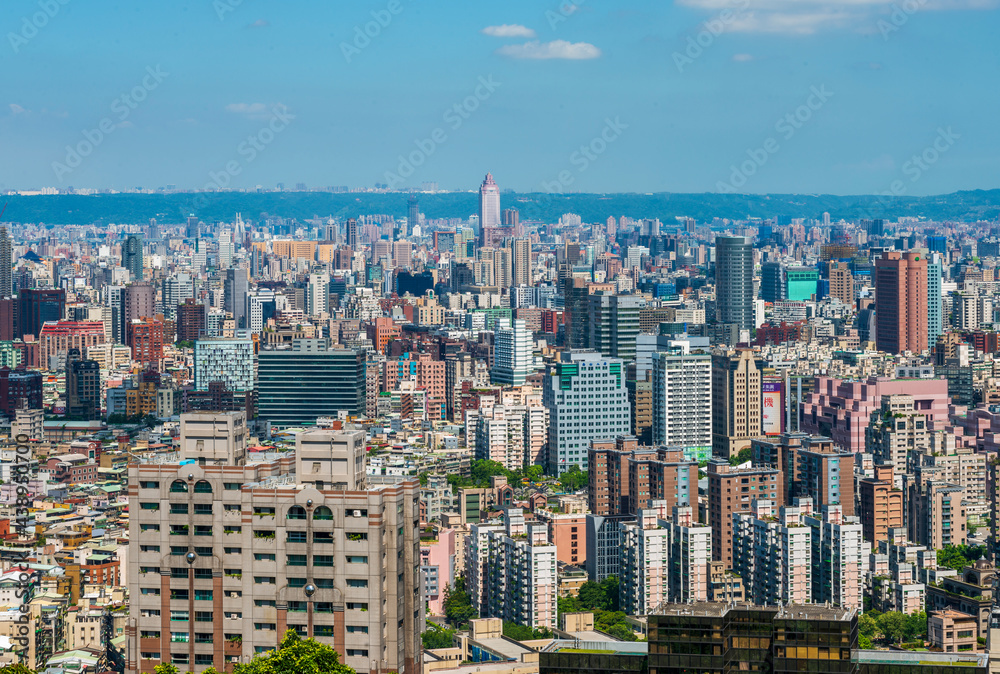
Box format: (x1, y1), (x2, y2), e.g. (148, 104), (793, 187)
(3, 189), (1000, 226)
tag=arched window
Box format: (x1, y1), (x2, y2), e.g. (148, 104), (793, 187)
(313, 506), (333, 521)
(287, 506), (307, 520)
(170, 480), (188, 493)
(193, 480), (212, 494)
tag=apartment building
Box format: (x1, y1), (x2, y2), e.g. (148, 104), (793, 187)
(126, 412), (422, 674)
(651, 346), (712, 448)
(858, 464), (904, 545)
(711, 348), (762, 459)
(467, 509), (557, 630)
(706, 460), (783, 568)
(732, 500), (813, 607)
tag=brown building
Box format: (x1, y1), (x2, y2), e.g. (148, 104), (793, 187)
(875, 250), (928, 354)
(858, 464), (904, 545)
(587, 437), (699, 517)
(626, 371), (653, 445)
(711, 349), (762, 459)
(176, 298), (206, 342)
(128, 318), (164, 364)
(707, 460), (783, 568)
(827, 260), (854, 306)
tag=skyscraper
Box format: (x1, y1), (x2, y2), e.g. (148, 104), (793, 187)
(510, 237), (531, 287)
(478, 172), (501, 245)
(406, 194), (418, 237)
(711, 348), (762, 458)
(874, 250), (927, 354)
(346, 217), (358, 249)
(17, 288), (66, 339)
(491, 318), (533, 386)
(827, 260), (854, 306)
(122, 234), (144, 281)
(714, 236), (754, 331)
(223, 268), (248, 329)
(927, 253), (944, 347)
(0, 226), (11, 299)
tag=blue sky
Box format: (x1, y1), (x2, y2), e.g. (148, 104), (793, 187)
(0, 0), (997, 195)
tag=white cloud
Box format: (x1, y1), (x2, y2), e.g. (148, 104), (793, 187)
(247, 19), (269, 28)
(226, 102), (282, 120)
(8, 104), (28, 115)
(482, 24), (536, 38)
(496, 40), (601, 60)
(732, 53), (754, 61)
(677, 0), (997, 34)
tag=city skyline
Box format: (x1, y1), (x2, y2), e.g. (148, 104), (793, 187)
(2, 1), (997, 195)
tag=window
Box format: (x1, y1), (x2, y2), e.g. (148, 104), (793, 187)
(253, 623), (276, 631)
(171, 569), (189, 579)
(254, 600), (276, 607)
(140, 630), (160, 639)
(345, 532), (367, 541)
(287, 506), (307, 520)
(170, 503), (189, 514)
(171, 632), (189, 643)
(224, 504), (241, 512)
(194, 590), (213, 601)
(194, 569), (213, 579)
(224, 526), (242, 535)
(254, 577), (276, 585)
(287, 531), (307, 543)
(253, 507), (275, 517)
(314, 626), (334, 637)
(255, 553), (277, 562)
(141, 653), (160, 661)
(287, 554), (307, 566)
(172, 654), (189, 665)
(223, 482), (241, 490)
(195, 546), (213, 555)
(170, 480), (188, 492)
(346, 625), (368, 634)
(194, 504), (213, 515)
(315, 578), (334, 588)
(194, 480), (212, 493)
(170, 525), (189, 536)
(170, 611), (189, 622)
(314, 603), (334, 613)
(195, 525), (213, 536)
(140, 481), (159, 489)
(314, 555), (334, 567)
(346, 556), (368, 564)
(313, 506), (333, 521)
(140, 524), (160, 532)
(141, 545), (160, 553)
(140, 587), (160, 596)
(140, 502), (160, 511)
(287, 577), (307, 588)
(139, 566), (158, 574)
(170, 546), (187, 556)
(287, 601), (306, 612)
(195, 612), (213, 622)
(224, 547), (242, 554)
(314, 532), (333, 543)
(195, 654), (214, 665)
(346, 579), (368, 588)
(346, 602), (369, 611)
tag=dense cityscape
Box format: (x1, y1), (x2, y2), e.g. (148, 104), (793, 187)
(2, 172), (1000, 674)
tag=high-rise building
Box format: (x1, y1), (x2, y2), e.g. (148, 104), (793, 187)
(467, 509), (557, 630)
(127, 413), (422, 674)
(176, 298), (206, 342)
(123, 282), (155, 326)
(588, 292), (646, 362)
(0, 226), (11, 299)
(491, 318), (532, 387)
(0, 367), (42, 419)
(707, 460), (783, 568)
(711, 348), (762, 459)
(193, 333), (255, 393)
(928, 253), (944, 346)
(651, 345), (712, 448)
(875, 250), (928, 354)
(306, 272), (330, 317)
(858, 464), (903, 545)
(543, 351), (631, 474)
(162, 273), (194, 320)
(128, 318), (165, 365)
(510, 237), (531, 287)
(714, 236), (754, 331)
(732, 500), (814, 606)
(224, 268), (248, 329)
(17, 288), (65, 339)
(760, 262), (786, 304)
(122, 234), (144, 280)
(217, 231), (234, 268)
(257, 339), (366, 427)
(65, 348), (101, 420)
(347, 217), (358, 249)
(406, 194), (418, 238)
(478, 172), (501, 245)
(502, 208), (519, 227)
(827, 260), (854, 306)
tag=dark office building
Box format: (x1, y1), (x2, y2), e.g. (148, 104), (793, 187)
(0, 366), (43, 419)
(0, 298), (14, 341)
(66, 348), (101, 420)
(176, 298), (206, 342)
(396, 270), (435, 298)
(649, 603), (857, 674)
(257, 339), (366, 427)
(17, 288), (65, 339)
(122, 234), (144, 280)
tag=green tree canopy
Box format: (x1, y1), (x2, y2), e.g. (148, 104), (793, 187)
(422, 624), (456, 649)
(230, 630), (355, 674)
(559, 465), (587, 492)
(937, 544), (985, 572)
(443, 575), (477, 627)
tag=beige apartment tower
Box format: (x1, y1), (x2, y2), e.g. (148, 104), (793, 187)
(711, 348), (762, 459)
(127, 412), (422, 674)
